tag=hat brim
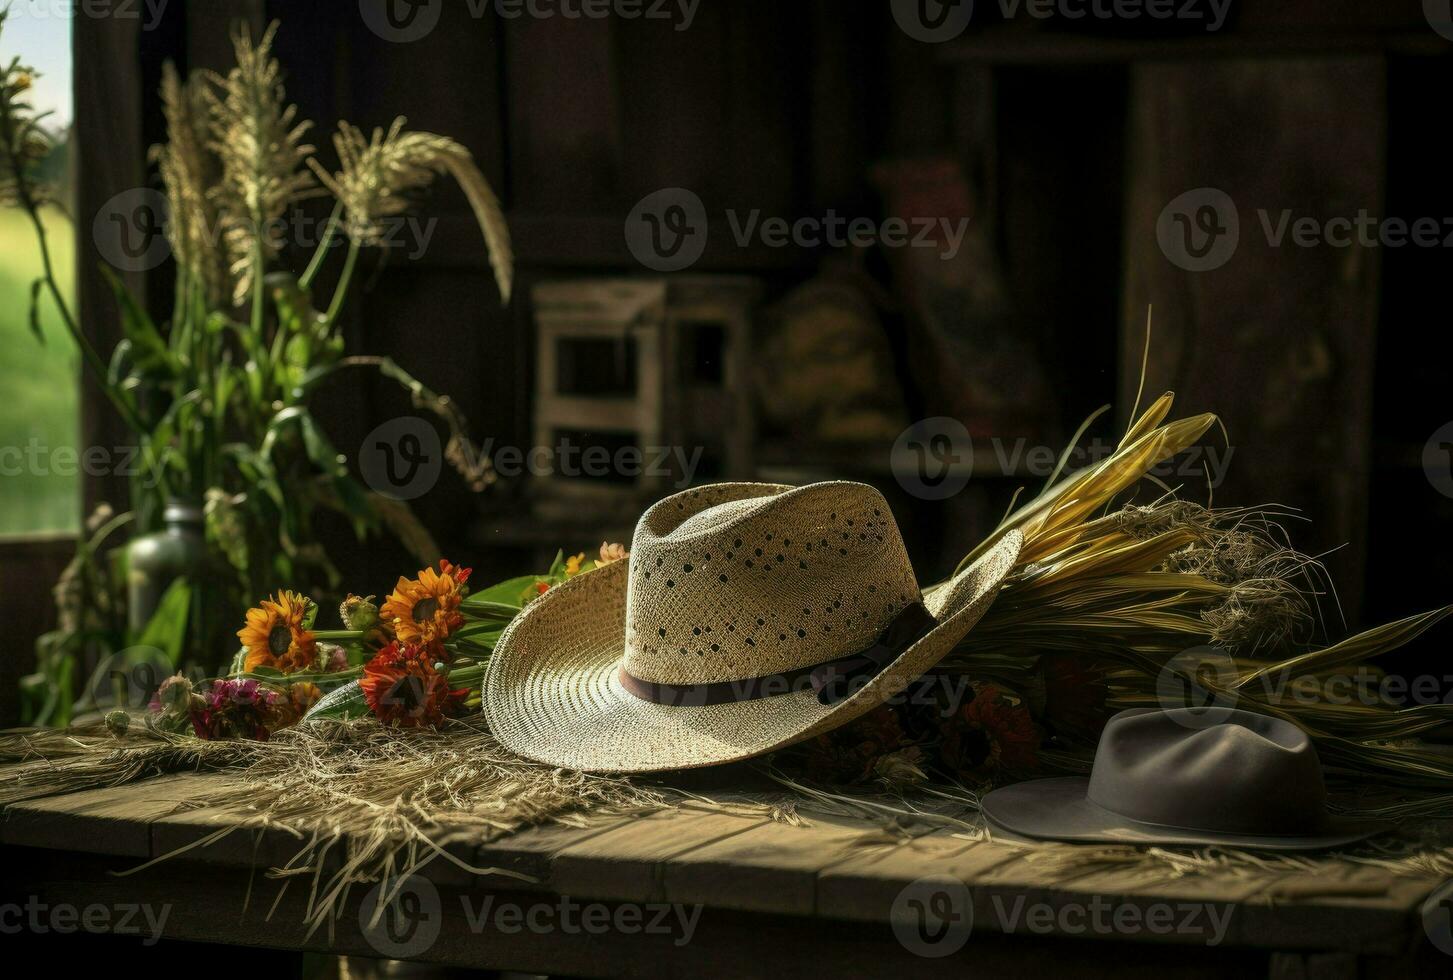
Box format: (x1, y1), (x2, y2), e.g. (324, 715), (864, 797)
(981, 777), (1389, 852)
(484, 531), (1023, 774)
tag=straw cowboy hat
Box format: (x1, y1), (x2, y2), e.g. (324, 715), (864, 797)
(485, 481), (1023, 773)
(981, 707), (1388, 851)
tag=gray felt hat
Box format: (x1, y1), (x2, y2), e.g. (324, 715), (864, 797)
(981, 707), (1388, 851)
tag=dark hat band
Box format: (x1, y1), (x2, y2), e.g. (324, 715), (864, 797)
(618, 602), (936, 708)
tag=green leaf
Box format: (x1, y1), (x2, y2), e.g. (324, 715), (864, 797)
(100, 265), (177, 376)
(133, 577), (193, 666)
(303, 679), (369, 721)
(458, 599), (525, 622)
(464, 574), (544, 609)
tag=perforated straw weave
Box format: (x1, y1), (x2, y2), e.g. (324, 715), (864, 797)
(484, 482), (1023, 773)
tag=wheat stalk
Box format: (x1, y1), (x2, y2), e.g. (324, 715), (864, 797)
(309, 117), (513, 304)
(203, 21), (317, 306)
(942, 392), (1453, 788)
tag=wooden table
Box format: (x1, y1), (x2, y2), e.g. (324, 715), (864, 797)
(1, 770), (1449, 978)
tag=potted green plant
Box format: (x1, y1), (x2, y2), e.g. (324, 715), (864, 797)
(0, 15), (512, 724)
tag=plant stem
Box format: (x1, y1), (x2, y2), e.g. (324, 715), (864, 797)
(19, 201), (150, 434)
(324, 238), (361, 326)
(313, 629), (365, 641)
(300, 201), (344, 289)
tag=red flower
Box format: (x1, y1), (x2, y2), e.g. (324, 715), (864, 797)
(938, 682), (1040, 784)
(190, 679), (286, 741)
(360, 641), (468, 728)
(439, 559), (474, 588)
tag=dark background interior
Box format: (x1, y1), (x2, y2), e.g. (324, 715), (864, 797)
(5, 0), (1452, 722)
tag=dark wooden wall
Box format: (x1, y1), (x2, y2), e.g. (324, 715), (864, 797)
(7, 0), (1451, 723)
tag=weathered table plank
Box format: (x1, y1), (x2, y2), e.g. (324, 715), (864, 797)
(0, 763), (1447, 971)
(661, 813), (929, 916)
(548, 808), (772, 902)
(1, 774), (203, 857)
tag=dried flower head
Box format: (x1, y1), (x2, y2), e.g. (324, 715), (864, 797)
(203, 21), (316, 305)
(104, 709), (131, 738)
(308, 116), (512, 303)
(340, 593), (379, 631)
(154, 62), (228, 305)
(150, 672), (196, 720)
(0, 12), (54, 209)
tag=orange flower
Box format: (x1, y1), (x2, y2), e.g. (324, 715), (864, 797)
(236, 591), (318, 674)
(360, 641), (468, 728)
(380, 559), (472, 646)
(564, 552), (587, 576)
(287, 682), (324, 718)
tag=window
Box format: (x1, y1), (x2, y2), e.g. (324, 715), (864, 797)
(0, 6), (77, 534)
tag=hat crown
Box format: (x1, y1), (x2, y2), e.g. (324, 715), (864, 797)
(1087, 708), (1329, 835)
(622, 482), (921, 685)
